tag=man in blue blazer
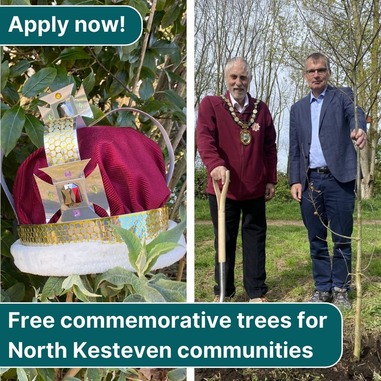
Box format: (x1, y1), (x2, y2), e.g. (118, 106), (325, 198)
(289, 52), (367, 309)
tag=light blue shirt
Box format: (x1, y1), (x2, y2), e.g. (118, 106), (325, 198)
(309, 89), (327, 168)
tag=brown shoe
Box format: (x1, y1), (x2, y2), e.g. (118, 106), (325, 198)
(213, 295), (234, 302)
(249, 296), (268, 303)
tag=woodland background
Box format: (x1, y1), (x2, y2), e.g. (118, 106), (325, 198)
(194, 0), (381, 199)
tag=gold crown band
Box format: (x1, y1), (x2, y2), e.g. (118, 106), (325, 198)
(18, 207), (168, 246)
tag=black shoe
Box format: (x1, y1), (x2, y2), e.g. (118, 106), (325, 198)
(309, 290), (332, 303)
(332, 288), (351, 310)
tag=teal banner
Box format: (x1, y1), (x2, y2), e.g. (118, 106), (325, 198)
(0, 303), (342, 368)
(0, 6), (142, 45)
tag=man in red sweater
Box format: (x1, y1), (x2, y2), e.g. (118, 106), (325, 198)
(196, 57), (277, 302)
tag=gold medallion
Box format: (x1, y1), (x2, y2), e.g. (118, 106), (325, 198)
(221, 96), (260, 146)
(240, 130), (251, 145)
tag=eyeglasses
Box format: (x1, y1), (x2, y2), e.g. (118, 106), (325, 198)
(305, 68), (328, 76)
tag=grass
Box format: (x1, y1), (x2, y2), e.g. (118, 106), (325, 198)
(196, 195), (381, 221)
(194, 195), (381, 381)
(194, 198), (381, 331)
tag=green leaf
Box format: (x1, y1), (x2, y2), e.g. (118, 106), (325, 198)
(165, 69), (186, 85)
(108, 71), (128, 98)
(9, 59), (30, 78)
(146, 218), (186, 253)
(132, 279), (166, 302)
(1, 61), (9, 91)
(5, 282), (25, 302)
(73, 284), (98, 302)
(1, 229), (16, 258)
(22, 67), (57, 98)
(152, 40), (181, 64)
(99, 283), (124, 298)
(135, 248), (148, 276)
(85, 368), (102, 381)
(24, 113), (44, 148)
(143, 242), (179, 273)
(16, 369), (28, 381)
(179, 204), (186, 221)
(49, 66), (75, 92)
(118, 368), (139, 376)
(150, 273), (186, 302)
(142, 50), (156, 72)
(88, 105), (105, 123)
(115, 110), (135, 128)
(62, 275), (101, 298)
(172, 110), (186, 124)
(10, 0), (31, 4)
(129, 0), (150, 16)
(63, 0), (103, 4)
(83, 70), (96, 94)
(117, 43), (138, 61)
(1, 105), (25, 156)
(0, 369), (11, 377)
(113, 226), (142, 273)
(124, 294), (145, 302)
(1, 83), (20, 107)
(37, 368), (56, 381)
(141, 99), (165, 115)
(139, 78), (154, 100)
(58, 47), (92, 61)
(161, 3), (183, 28)
(1, 289), (10, 302)
(140, 66), (156, 81)
(161, 89), (186, 109)
(41, 277), (64, 300)
(95, 266), (138, 289)
(167, 368), (186, 381)
(156, 0), (167, 11)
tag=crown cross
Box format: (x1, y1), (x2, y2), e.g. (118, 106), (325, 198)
(35, 85), (110, 223)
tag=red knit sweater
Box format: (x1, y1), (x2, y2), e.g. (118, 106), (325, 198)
(196, 92), (277, 200)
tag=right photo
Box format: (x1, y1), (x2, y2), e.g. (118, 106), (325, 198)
(194, 0), (381, 380)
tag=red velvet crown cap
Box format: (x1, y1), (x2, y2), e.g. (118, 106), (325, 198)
(13, 126), (170, 225)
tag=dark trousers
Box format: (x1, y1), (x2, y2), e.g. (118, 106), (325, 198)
(208, 194), (268, 299)
(301, 172), (355, 292)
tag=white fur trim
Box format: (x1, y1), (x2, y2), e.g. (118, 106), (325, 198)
(11, 221), (186, 276)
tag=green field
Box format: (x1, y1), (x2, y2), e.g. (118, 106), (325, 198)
(194, 197), (381, 331)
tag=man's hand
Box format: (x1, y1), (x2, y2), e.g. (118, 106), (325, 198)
(265, 183), (275, 201)
(291, 183), (302, 202)
(351, 129), (367, 150)
(210, 166), (228, 184)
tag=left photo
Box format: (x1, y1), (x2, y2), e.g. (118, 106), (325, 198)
(1, 1), (187, 304)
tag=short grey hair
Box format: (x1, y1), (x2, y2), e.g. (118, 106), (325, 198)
(224, 57), (252, 80)
(305, 52), (331, 73)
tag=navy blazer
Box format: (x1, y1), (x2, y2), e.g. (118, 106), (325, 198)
(289, 85), (366, 189)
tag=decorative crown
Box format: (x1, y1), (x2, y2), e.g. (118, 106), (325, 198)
(5, 84), (185, 277)
(16, 84), (170, 246)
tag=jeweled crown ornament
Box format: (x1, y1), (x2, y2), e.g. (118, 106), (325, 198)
(4, 84), (186, 276)
(35, 84), (110, 223)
